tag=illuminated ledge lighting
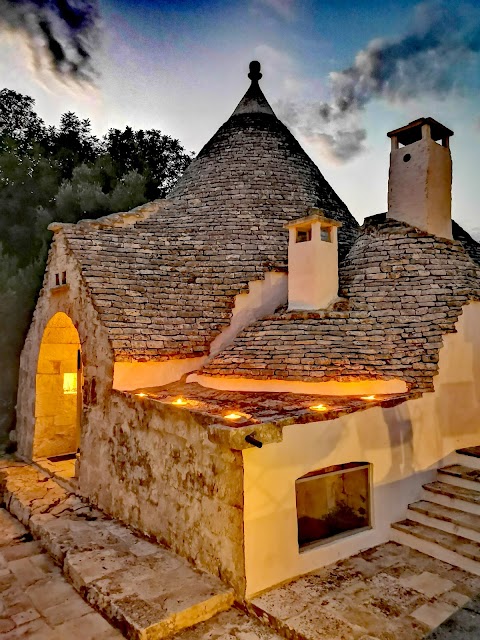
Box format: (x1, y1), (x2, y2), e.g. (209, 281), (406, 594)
(224, 412), (245, 421)
(135, 392), (147, 398)
(63, 373), (77, 395)
(171, 397), (188, 405)
(309, 404), (327, 412)
(361, 395), (376, 401)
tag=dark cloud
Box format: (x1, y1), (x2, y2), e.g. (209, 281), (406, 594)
(0, 0), (100, 85)
(281, 1), (480, 163)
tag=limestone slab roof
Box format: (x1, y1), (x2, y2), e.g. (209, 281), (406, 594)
(126, 381), (414, 429)
(202, 219), (480, 392)
(59, 66), (359, 362)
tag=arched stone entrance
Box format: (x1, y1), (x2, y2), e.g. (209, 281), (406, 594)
(34, 312), (82, 460)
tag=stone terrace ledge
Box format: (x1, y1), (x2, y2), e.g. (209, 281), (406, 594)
(127, 382), (419, 450)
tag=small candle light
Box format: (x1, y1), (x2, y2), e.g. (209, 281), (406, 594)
(172, 397), (187, 405)
(224, 412), (243, 421)
(136, 392), (146, 398)
(310, 404), (327, 412)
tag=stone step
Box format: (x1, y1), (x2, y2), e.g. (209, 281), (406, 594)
(0, 461), (234, 639)
(391, 519), (480, 576)
(422, 481), (480, 516)
(456, 448), (480, 471)
(407, 500), (480, 543)
(438, 464), (480, 492)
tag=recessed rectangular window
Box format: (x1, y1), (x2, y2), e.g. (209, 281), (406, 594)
(296, 227), (312, 243)
(296, 462), (371, 550)
(62, 271), (67, 285)
(63, 373), (77, 395)
(55, 274), (60, 286)
(320, 227), (332, 242)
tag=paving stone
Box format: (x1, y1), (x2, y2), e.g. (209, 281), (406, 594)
(2, 541), (42, 561)
(399, 572), (456, 598)
(42, 596), (92, 627)
(11, 607), (41, 625)
(426, 606), (480, 638)
(26, 576), (81, 610)
(1, 465), (235, 639)
(174, 609), (286, 639)
(49, 611), (115, 640)
(0, 617), (16, 634)
(411, 602), (458, 629)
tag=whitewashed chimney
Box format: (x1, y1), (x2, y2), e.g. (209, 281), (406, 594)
(284, 209), (342, 311)
(387, 117), (454, 239)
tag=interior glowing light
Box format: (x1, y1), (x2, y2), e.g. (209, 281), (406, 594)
(310, 404), (327, 412)
(361, 395), (376, 401)
(63, 373), (77, 395)
(136, 392), (146, 398)
(172, 398), (188, 405)
(224, 412), (243, 421)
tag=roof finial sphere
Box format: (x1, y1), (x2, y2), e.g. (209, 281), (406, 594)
(248, 60), (262, 82)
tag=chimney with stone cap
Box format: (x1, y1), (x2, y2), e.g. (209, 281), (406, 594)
(387, 117), (454, 239)
(285, 209), (342, 311)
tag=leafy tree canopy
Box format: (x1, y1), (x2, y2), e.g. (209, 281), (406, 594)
(0, 88), (192, 440)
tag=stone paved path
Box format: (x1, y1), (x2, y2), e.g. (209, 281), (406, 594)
(249, 542), (480, 640)
(0, 508), (123, 639)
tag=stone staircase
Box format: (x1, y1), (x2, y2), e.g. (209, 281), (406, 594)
(391, 447), (480, 576)
(0, 460), (234, 640)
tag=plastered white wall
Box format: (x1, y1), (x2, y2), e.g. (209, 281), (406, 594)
(388, 137), (452, 239)
(207, 272), (287, 358)
(113, 357), (206, 391)
(243, 302), (480, 597)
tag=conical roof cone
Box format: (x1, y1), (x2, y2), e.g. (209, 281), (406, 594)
(169, 61), (358, 260)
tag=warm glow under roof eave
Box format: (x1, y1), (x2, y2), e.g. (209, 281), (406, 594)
(187, 373), (408, 396)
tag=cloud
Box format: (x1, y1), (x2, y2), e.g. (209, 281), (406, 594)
(0, 0), (101, 87)
(254, 44), (304, 96)
(281, 1), (480, 163)
(254, 0), (295, 20)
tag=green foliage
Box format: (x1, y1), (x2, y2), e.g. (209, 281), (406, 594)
(0, 88), (191, 439)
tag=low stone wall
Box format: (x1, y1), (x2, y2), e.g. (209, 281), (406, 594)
(78, 391), (246, 594)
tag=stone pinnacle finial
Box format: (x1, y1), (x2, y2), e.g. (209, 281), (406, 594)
(248, 61), (262, 82)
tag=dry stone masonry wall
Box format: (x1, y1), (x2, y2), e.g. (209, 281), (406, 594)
(59, 110), (358, 363)
(203, 219), (480, 393)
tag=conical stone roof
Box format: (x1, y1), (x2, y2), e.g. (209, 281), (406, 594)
(169, 61), (358, 261)
(61, 62), (359, 362)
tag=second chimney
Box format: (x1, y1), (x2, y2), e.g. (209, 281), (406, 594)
(387, 117), (453, 239)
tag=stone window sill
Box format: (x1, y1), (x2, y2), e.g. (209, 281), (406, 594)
(50, 284), (70, 295)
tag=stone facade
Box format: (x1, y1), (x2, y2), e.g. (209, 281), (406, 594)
(78, 391), (246, 593)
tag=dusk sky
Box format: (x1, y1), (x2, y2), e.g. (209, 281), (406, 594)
(1, 0), (479, 233)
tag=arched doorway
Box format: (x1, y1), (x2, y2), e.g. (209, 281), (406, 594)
(34, 312), (82, 461)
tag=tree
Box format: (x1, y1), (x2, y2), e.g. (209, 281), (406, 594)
(0, 89), (47, 153)
(0, 87), (192, 443)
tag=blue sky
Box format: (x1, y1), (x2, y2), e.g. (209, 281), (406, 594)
(0, 0), (478, 233)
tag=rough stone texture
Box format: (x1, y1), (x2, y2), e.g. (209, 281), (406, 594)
(249, 542), (480, 640)
(0, 507), (123, 639)
(204, 219), (480, 392)
(426, 593), (480, 639)
(173, 609), (285, 639)
(16, 232), (115, 460)
(79, 390), (246, 594)
(135, 381), (413, 430)
(0, 460), (234, 639)
(54, 82), (358, 363)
